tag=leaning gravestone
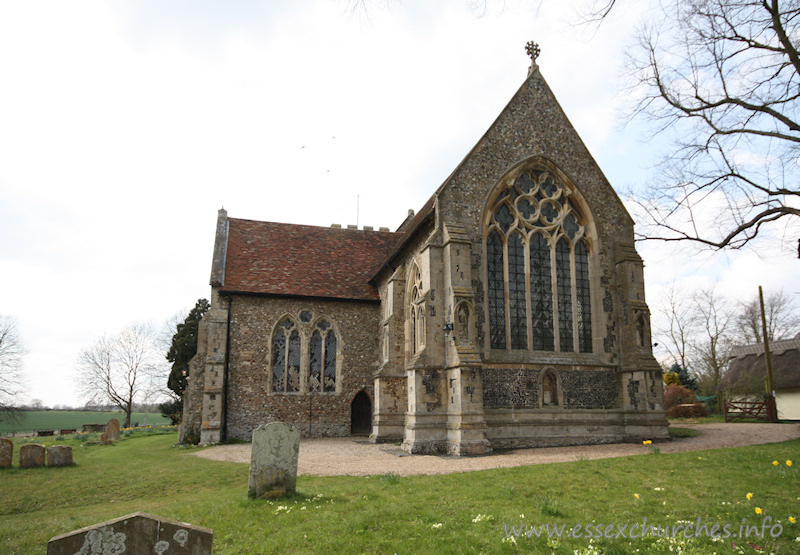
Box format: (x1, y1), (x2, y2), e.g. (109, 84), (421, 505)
(106, 418), (121, 441)
(248, 421), (301, 498)
(46, 445), (74, 467)
(100, 431), (112, 445)
(19, 443), (45, 468)
(0, 437), (13, 468)
(46, 512), (213, 554)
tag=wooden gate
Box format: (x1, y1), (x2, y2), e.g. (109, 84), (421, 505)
(723, 397), (777, 423)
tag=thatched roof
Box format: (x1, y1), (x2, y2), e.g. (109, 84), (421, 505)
(725, 336), (800, 392)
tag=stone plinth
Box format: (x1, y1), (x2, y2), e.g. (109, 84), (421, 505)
(248, 421), (300, 499)
(47, 445), (74, 467)
(0, 437), (12, 468)
(19, 443), (45, 468)
(47, 512), (213, 555)
(106, 418), (121, 441)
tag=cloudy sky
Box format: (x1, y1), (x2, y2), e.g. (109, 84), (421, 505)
(1, 1), (796, 407)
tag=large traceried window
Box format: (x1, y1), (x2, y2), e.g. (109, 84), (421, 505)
(486, 168), (593, 353)
(271, 315), (338, 394)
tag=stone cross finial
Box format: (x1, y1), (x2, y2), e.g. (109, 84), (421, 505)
(525, 41), (541, 61)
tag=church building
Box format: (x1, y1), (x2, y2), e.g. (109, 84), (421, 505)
(181, 46), (669, 454)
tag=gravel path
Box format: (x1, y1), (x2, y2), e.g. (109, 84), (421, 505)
(192, 422), (800, 476)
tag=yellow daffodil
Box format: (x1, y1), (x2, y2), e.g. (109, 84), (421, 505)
(773, 460), (779, 466)
(746, 493), (753, 500)
(755, 507), (763, 515)
(789, 516), (796, 524)
(642, 440), (652, 445)
(634, 493), (640, 499)
(787, 460), (793, 467)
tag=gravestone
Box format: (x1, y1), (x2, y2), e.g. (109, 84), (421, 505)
(47, 512), (213, 555)
(248, 421), (300, 499)
(106, 418), (121, 441)
(47, 445), (74, 467)
(0, 437), (12, 468)
(100, 431), (112, 445)
(19, 443), (45, 468)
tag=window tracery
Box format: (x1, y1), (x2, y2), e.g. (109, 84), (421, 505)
(271, 315), (338, 394)
(486, 167), (593, 353)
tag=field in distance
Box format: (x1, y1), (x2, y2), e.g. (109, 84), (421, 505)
(0, 410), (171, 435)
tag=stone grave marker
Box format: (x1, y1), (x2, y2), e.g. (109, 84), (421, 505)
(19, 443), (45, 468)
(248, 421), (300, 498)
(106, 417), (121, 441)
(0, 437), (12, 468)
(46, 445), (74, 467)
(47, 512), (213, 554)
(100, 431), (112, 445)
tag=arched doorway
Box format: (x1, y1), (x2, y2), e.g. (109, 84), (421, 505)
(350, 391), (372, 435)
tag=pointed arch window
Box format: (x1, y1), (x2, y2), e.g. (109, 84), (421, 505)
(409, 265), (425, 354)
(486, 168), (593, 353)
(310, 319), (337, 393)
(271, 315), (339, 395)
(272, 317), (301, 393)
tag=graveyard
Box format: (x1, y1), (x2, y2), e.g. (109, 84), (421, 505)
(1, 427), (799, 553)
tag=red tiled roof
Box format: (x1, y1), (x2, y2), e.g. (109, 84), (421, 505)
(220, 219), (401, 301)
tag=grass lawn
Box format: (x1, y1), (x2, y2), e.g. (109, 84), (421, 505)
(2, 432), (799, 554)
(0, 411), (170, 435)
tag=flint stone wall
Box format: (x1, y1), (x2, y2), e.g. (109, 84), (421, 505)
(224, 296), (380, 441)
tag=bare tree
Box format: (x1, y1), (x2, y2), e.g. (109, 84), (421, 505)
(76, 323), (167, 428)
(0, 315), (25, 415)
(654, 283), (698, 372)
(625, 0), (800, 252)
(689, 286), (735, 395)
(736, 289), (800, 342)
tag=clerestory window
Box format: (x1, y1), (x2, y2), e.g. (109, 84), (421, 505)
(486, 168), (593, 353)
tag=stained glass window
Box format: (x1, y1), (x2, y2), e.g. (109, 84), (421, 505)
(508, 232), (527, 349)
(271, 316), (338, 395)
(556, 238), (573, 352)
(487, 230), (506, 349)
(575, 241), (592, 353)
(487, 166), (592, 353)
(324, 332), (337, 392)
(272, 327), (286, 393)
(309, 331), (322, 393)
(530, 233), (554, 351)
